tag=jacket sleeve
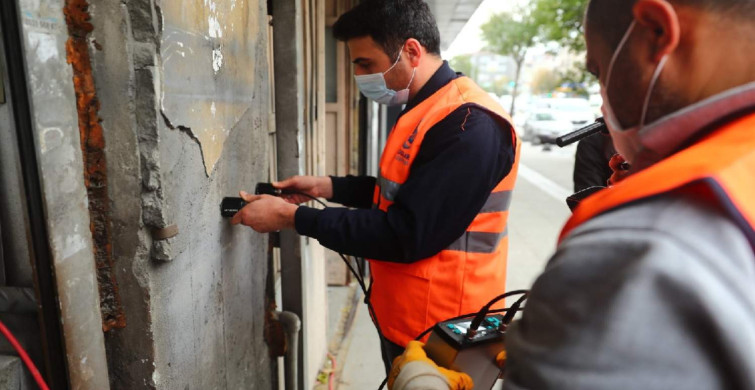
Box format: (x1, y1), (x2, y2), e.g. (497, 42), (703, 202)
(502, 196), (755, 390)
(329, 175), (377, 209)
(295, 107), (515, 262)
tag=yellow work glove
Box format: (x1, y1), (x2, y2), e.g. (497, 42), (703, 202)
(388, 341), (474, 390)
(496, 350), (506, 370)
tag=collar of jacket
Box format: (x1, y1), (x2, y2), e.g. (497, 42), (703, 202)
(633, 81), (755, 171)
(400, 61), (459, 115)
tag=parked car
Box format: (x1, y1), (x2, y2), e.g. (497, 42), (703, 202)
(522, 111), (574, 144)
(534, 98), (596, 130)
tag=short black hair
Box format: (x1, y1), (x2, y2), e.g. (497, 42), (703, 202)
(587, 0), (755, 49)
(333, 0), (441, 58)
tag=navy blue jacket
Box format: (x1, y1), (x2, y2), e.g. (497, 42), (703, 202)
(295, 62), (515, 263)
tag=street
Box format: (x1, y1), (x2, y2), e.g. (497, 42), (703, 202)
(334, 141), (578, 389)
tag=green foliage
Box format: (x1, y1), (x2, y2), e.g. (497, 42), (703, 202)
(480, 9), (539, 66)
(532, 0), (588, 52)
(479, 1), (592, 114)
(481, 8), (539, 114)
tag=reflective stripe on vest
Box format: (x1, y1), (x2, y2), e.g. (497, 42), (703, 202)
(560, 112), (755, 249)
(368, 77), (521, 347)
(447, 228), (509, 254)
(378, 174), (402, 202)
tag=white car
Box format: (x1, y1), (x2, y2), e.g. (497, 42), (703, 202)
(522, 111), (574, 144)
(535, 98), (596, 130)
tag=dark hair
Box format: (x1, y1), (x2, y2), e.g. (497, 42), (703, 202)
(587, 0), (755, 49)
(333, 0), (441, 58)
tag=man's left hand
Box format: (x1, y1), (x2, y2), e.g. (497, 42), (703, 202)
(230, 191), (298, 233)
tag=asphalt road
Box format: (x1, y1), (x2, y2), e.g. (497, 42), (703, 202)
(336, 141), (579, 390)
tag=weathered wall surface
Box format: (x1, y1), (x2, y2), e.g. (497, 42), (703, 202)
(89, 0), (274, 388)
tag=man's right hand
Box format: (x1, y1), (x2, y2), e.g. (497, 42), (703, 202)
(274, 176), (333, 204)
(389, 341), (473, 390)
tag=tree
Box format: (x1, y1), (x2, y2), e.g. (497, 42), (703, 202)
(481, 8), (539, 116)
(449, 55), (476, 80)
(531, 0), (596, 97)
(532, 0), (588, 52)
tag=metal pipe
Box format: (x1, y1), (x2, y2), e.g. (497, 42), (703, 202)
(277, 311), (301, 390)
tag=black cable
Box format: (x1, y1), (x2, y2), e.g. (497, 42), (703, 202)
(354, 256), (366, 281)
(289, 190), (330, 208)
(339, 254), (367, 295)
(468, 290), (529, 335)
(413, 305), (526, 342)
(501, 294), (529, 326)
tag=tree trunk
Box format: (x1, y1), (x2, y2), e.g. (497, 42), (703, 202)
(510, 57), (524, 117)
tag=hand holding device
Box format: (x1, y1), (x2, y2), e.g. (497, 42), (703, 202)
(274, 176), (333, 204)
(388, 341), (474, 390)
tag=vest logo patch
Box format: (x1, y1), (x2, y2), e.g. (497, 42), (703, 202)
(402, 127), (419, 149)
(396, 127), (418, 165)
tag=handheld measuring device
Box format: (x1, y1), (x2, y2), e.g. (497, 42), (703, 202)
(424, 315), (506, 390)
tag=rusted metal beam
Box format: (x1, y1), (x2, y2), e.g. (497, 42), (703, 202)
(63, 0), (125, 332)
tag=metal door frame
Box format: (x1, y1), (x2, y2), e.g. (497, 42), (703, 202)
(0, 1), (70, 387)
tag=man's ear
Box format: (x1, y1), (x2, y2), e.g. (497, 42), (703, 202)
(633, 0), (681, 62)
(404, 39), (424, 67)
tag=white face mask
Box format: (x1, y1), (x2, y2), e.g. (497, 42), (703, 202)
(601, 20), (669, 163)
(355, 52), (417, 106)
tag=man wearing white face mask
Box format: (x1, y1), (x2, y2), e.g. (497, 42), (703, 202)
(386, 0), (755, 389)
(498, 0), (755, 389)
(230, 0), (520, 375)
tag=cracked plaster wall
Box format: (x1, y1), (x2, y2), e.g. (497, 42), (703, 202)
(88, 0), (273, 388)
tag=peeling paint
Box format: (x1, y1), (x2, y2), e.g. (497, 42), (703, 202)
(211, 46), (223, 73)
(160, 0), (259, 175)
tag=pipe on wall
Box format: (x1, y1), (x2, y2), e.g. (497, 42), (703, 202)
(278, 311), (301, 390)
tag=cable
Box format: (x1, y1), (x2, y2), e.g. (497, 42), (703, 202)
(289, 191), (330, 208)
(413, 305), (526, 343)
(468, 290), (529, 335)
(0, 319), (49, 390)
(501, 294), (529, 326)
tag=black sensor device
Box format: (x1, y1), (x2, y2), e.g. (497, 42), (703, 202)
(255, 182), (281, 196)
(556, 117), (607, 148)
(424, 314), (506, 390)
(221, 183), (289, 218)
(220, 198), (247, 218)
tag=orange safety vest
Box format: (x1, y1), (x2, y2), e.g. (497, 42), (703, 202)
(560, 112), (755, 249)
(369, 77), (521, 346)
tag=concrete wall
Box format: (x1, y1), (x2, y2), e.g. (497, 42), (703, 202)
(88, 0), (275, 388)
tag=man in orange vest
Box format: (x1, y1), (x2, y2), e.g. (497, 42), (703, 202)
(387, 0), (755, 389)
(231, 0), (520, 373)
